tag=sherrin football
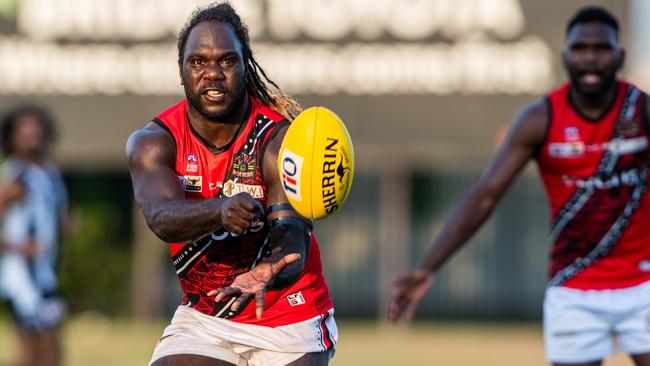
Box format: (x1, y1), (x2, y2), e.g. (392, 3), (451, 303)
(278, 107), (354, 219)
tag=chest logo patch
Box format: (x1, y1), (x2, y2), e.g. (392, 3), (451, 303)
(186, 153), (199, 173)
(180, 175), (202, 192)
(287, 291), (306, 307)
(564, 126), (580, 141)
(232, 153), (256, 179)
(221, 180), (264, 198)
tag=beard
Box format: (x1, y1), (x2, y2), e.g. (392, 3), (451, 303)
(183, 75), (247, 123)
(567, 68), (618, 100)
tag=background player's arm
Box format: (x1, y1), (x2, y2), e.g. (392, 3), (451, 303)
(0, 178), (26, 253)
(388, 100), (549, 321)
(126, 122), (263, 243)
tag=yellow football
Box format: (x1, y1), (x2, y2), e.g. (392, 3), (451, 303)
(278, 107), (354, 219)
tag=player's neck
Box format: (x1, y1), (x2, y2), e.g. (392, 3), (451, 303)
(187, 97), (251, 149)
(568, 84), (618, 121)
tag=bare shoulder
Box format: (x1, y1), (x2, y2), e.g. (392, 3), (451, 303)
(126, 122), (176, 169)
(262, 123), (289, 161)
(261, 123), (290, 205)
(509, 99), (549, 146)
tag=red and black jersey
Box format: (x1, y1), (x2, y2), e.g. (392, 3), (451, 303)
(536, 81), (650, 290)
(153, 97), (333, 327)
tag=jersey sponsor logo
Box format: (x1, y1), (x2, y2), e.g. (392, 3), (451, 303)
(602, 136), (648, 154)
(548, 141), (585, 158)
(287, 291), (306, 306)
(232, 153), (256, 179)
(220, 180), (264, 198)
(281, 149), (303, 201)
(208, 221), (265, 242)
(561, 168), (642, 189)
(186, 153), (199, 173)
(179, 175), (202, 192)
(549, 136), (648, 158)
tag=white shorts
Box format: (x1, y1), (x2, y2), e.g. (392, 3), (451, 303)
(149, 306), (337, 366)
(544, 280), (650, 363)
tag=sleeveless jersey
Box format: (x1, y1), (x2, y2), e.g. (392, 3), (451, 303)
(153, 97), (333, 327)
(537, 81), (650, 290)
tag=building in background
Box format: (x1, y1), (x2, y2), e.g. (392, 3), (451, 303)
(0, 0), (643, 320)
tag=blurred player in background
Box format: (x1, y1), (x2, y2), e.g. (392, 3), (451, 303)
(0, 105), (68, 366)
(127, 3), (336, 366)
(389, 6), (650, 366)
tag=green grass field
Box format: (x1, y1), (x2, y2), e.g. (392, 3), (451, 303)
(0, 314), (635, 366)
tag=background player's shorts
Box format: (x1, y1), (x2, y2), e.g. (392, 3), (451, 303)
(544, 280), (650, 363)
(149, 306), (337, 366)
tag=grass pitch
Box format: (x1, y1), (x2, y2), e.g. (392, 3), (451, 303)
(0, 315), (634, 366)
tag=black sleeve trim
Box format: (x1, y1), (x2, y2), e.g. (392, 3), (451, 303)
(152, 117), (177, 151)
(152, 117), (172, 136)
(533, 97), (552, 158)
(258, 119), (291, 177)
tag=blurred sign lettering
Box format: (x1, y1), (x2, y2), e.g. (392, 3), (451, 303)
(0, 0), (553, 96)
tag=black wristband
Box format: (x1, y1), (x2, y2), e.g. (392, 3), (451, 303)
(270, 216), (313, 232)
(266, 203), (295, 214)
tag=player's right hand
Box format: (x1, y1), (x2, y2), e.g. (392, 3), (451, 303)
(218, 192), (265, 235)
(387, 268), (435, 322)
(208, 253), (301, 319)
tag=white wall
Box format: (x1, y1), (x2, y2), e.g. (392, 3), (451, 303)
(629, 0), (650, 90)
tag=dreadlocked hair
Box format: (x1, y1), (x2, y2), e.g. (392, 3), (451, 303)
(178, 2), (302, 120)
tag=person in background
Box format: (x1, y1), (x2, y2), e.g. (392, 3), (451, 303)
(127, 3), (336, 365)
(389, 6), (650, 366)
(0, 105), (68, 366)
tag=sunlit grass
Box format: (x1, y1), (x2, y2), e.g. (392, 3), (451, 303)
(0, 315), (634, 366)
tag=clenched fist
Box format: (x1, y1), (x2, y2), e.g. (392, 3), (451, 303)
(218, 192), (265, 235)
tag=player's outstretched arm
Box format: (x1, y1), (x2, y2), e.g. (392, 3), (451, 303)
(388, 100), (549, 322)
(207, 125), (312, 319)
(126, 122), (263, 243)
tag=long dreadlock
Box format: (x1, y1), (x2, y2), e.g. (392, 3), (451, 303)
(177, 2), (302, 121)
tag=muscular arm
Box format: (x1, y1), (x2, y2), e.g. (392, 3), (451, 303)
(420, 101), (549, 272)
(261, 125), (311, 289)
(126, 122), (261, 243)
(388, 100), (549, 322)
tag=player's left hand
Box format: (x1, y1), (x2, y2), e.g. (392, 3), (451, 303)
(207, 253), (301, 319)
(387, 267), (435, 322)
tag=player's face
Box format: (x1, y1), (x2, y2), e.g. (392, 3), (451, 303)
(563, 22), (623, 99)
(12, 115), (47, 160)
(181, 21), (247, 123)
